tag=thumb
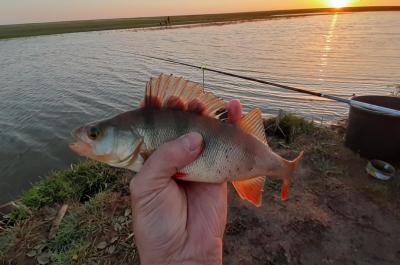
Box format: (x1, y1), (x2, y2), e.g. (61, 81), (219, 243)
(130, 132), (203, 198)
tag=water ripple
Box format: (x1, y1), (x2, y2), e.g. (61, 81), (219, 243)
(0, 12), (399, 203)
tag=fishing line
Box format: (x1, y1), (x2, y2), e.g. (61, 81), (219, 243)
(124, 51), (400, 117)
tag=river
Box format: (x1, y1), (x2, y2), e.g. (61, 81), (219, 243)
(0, 11), (399, 203)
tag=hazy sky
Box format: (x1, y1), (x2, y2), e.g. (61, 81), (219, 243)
(0, 0), (398, 25)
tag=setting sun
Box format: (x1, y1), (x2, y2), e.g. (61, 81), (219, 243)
(329, 0), (351, 8)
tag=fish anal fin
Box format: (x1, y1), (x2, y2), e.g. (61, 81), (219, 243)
(144, 74), (226, 118)
(232, 176), (265, 207)
(238, 108), (267, 144)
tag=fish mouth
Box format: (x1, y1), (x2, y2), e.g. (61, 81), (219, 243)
(69, 127), (94, 158)
(69, 141), (93, 158)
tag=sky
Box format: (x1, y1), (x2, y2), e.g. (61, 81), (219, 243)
(0, 0), (398, 25)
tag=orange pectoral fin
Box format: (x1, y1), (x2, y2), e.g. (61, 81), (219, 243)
(174, 171), (187, 178)
(232, 176), (266, 207)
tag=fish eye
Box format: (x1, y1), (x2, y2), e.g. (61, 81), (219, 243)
(88, 126), (101, 140)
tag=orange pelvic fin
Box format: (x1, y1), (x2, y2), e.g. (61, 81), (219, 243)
(232, 176), (266, 207)
(144, 74), (226, 118)
(281, 150), (304, 201)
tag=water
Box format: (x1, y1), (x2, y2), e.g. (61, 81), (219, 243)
(0, 12), (399, 203)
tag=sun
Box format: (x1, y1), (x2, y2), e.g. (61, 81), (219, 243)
(328, 0), (350, 8)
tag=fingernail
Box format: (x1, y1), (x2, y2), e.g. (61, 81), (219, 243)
(181, 132), (203, 152)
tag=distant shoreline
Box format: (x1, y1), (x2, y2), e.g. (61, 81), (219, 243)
(0, 6), (399, 40)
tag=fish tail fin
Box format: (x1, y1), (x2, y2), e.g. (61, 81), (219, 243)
(281, 151), (304, 201)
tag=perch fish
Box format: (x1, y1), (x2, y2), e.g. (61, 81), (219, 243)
(70, 74), (303, 206)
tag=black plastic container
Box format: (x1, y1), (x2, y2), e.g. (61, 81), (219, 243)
(345, 96), (400, 163)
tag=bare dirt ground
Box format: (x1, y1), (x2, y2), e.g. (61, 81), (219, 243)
(223, 130), (400, 265)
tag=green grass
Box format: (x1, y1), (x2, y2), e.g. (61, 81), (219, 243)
(264, 112), (318, 143)
(1, 192), (136, 264)
(0, 229), (14, 258)
(4, 204), (31, 223)
(20, 160), (124, 211)
(49, 193), (135, 264)
(0, 160), (135, 264)
(310, 156), (344, 176)
(1, 160), (125, 227)
(1, 6), (399, 40)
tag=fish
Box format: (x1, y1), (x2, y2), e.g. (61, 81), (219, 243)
(70, 74), (303, 206)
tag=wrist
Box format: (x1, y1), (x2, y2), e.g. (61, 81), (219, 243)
(146, 258), (222, 265)
(140, 252), (223, 265)
(140, 238), (223, 265)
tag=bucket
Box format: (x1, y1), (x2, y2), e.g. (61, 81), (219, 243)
(345, 95), (400, 163)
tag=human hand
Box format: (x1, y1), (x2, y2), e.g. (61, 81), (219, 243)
(130, 100), (242, 265)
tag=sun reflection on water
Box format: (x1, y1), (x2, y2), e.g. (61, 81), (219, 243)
(319, 13), (338, 80)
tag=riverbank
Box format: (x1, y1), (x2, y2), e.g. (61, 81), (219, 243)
(1, 6), (399, 40)
(1, 113), (399, 264)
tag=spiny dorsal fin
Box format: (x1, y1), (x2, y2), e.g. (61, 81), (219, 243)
(238, 108), (267, 144)
(144, 74), (226, 119)
(232, 176), (265, 207)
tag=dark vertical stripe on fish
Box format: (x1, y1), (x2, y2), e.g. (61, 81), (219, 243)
(143, 109), (155, 132)
(173, 111), (189, 137)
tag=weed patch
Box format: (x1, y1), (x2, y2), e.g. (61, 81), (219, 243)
(264, 112), (318, 143)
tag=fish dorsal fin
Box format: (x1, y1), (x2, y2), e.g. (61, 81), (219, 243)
(144, 74), (226, 118)
(232, 176), (265, 207)
(238, 108), (267, 144)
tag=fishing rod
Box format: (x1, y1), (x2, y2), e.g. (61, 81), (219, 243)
(127, 52), (400, 117)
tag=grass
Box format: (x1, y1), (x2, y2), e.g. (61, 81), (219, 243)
(1, 6), (399, 40)
(20, 160), (124, 211)
(0, 160), (136, 264)
(265, 112), (346, 177)
(307, 141), (344, 176)
(0, 193), (136, 264)
(0, 160), (129, 263)
(46, 193), (135, 264)
(264, 112), (318, 143)
(0, 229), (14, 258)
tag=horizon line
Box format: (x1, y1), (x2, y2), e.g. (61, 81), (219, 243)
(1, 5), (399, 27)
